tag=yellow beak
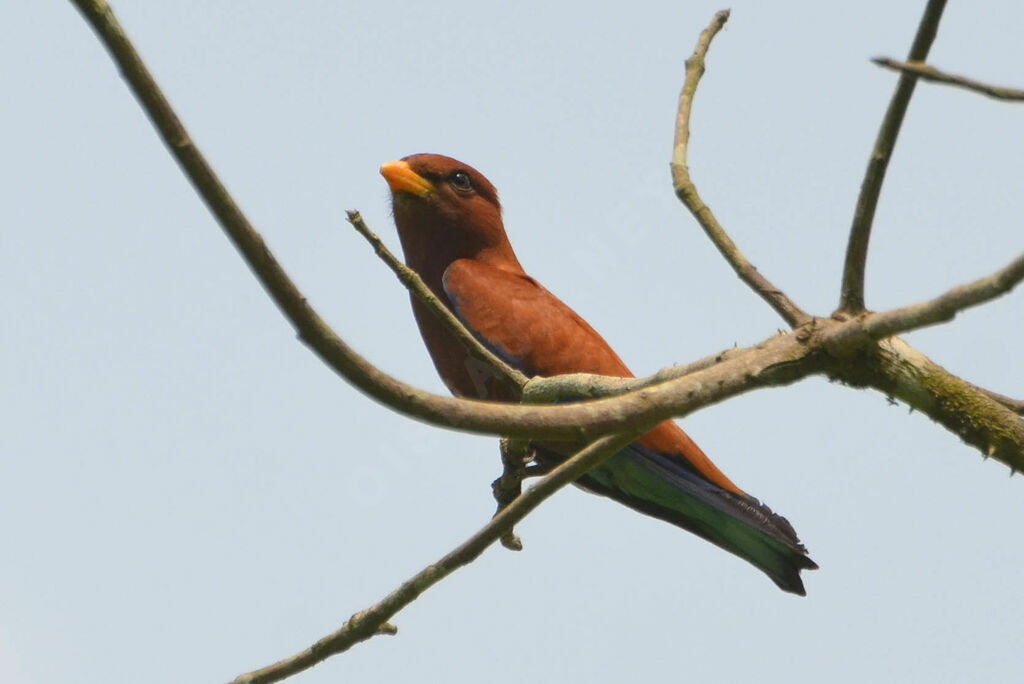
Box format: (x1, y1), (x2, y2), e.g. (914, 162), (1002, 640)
(380, 160), (436, 198)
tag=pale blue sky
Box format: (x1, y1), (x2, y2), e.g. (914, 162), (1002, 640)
(3, 2), (1023, 683)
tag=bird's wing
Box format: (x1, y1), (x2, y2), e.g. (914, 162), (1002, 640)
(442, 257), (744, 486)
(443, 258), (634, 380)
(442, 257), (737, 487)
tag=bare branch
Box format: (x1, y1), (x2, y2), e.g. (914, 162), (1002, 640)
(872, 57), (1024, 102)
(838, 0), (948, 314)
(826, 251), (1024, 349)
(347, 210), (529, 392)
(228, 431), (638, 684)
(670, 10), (812, 328)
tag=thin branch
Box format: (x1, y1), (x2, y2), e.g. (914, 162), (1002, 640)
(670, 10), (811, 328)
(824, 251), (1024, 351)
(872, 57), (1024, 102)
(229, 431), (638, 684)
(346, 210), (529, 392)
(861, 251), (1024, 338)
(521, 346), (745, 403)
(838, 0), (949, 314)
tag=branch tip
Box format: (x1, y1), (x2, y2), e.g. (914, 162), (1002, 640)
(234, 432), (638, 683)
(838, 0), (949, 314)
(671, 9), (810, 328)
(872, 57), (1024, 102)
(346, 212), (529, 393)
(834, 251), (1024, 342)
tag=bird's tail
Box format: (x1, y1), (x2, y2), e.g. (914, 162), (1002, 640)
(560, 444), (818, 595)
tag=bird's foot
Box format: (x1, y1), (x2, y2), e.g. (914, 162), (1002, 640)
(491, 437), (539, 550)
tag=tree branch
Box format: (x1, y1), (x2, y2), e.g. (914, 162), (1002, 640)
(228, 431), (638, 684)
(346, 210), (529, 393)
(837, 0), (949, 314)
(670, 10), (812, 328)
(872, 57), (1024, 102)
(521, 346), (745, 403)
(824, 250), (1024, 351)
(846, 337), (1024, 469)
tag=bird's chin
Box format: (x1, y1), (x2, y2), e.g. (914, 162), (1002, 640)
(391, 192), (427, 222)
(394, 188), (432, 206)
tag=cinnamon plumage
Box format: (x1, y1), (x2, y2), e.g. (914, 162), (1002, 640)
(381, 153), (816, 594)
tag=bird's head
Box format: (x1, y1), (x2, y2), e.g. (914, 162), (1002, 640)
(380, 154), (520, 273)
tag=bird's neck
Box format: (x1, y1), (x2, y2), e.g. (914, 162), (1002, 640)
(398, 231), (524, 297)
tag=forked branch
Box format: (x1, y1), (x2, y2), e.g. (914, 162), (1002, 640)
(823, 251), (1024, 352)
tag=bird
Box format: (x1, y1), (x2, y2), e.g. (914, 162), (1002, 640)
(380, 153), (817, 594)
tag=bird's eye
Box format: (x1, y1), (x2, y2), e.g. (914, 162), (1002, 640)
(449, 171), (473, 191)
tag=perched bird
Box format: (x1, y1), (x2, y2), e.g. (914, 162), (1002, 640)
(381, 153), (816, 594)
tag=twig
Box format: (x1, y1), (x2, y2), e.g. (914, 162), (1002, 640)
(872, 58), (1024, 102)
(347, 211), (529, 393)
(670, 10), (811, 328)
(825, 251), (1024, 351)
(838, 0), (949, 314)
(860, 251), (1024, 338)
(229, 431), (638, 684)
